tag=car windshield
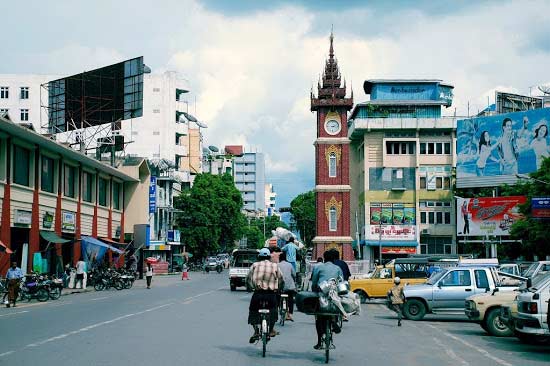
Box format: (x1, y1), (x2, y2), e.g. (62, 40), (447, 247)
(529, 273), (550, 291)
(232, 254), (257, 267)
(427, 269), (448, 285)
(372, 267), (392, 279)
(523, 263), (539, 278)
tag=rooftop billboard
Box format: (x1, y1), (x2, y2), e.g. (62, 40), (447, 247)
(457, 196), (526, 237)
(496, 91), (542, 114)
(456, 108), (550, 188)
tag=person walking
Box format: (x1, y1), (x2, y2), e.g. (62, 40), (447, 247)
(388, 277), (405, 326)
(278, 252), (296, 322)
(5, 262), (23, 308)
(146, 263), (154, 289)
(75, 257), (86, 289)
(281, 237), (299, 271)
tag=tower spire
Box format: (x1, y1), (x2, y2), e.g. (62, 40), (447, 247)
(329, 25), (334, 59)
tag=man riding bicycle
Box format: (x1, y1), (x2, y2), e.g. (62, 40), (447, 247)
(246, 248), (284, 343)
(310, 250), (343, 349)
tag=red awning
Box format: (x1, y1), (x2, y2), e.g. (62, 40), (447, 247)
(100, 237), (127, 248)
(0, 240), (13, 254)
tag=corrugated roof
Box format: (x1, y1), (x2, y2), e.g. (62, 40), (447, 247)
(0, 116), (138, 182)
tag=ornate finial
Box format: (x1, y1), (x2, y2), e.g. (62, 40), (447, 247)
(329, 27), (334, 58)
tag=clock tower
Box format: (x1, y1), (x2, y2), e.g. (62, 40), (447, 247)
(310, 32), (354, 261)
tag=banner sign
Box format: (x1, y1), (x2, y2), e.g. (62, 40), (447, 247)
(457, 108), (550, 186)
(149, 176), (157, 214)
(457, 196), (526, 236)
(15, 210), (32, 225)
(532, 197), (550, 218)
(62, 211), (76, 232)
(382, 247), (417, 254)
(366, 225), (416, 241)
(370, 203), (415, 225)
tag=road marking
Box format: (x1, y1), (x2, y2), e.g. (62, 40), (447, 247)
(179, 289), (218, 304)
(49, 301), (72, 307)
(432, 336), (470, 366)
(0, 310), (29, 317)
(24, 303), (174, 349)
(425, 324), (512, 366)
(90, 297), (109, 301)
(0, 351), (14, 357)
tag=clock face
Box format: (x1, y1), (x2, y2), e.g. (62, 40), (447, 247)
(325, 119), (341, 135)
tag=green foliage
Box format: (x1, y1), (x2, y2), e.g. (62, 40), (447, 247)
(290, 190), (316, 247)
(248, 215), (288, 243)
(242, 225), (263, 249)
(174, 173), (245, 259)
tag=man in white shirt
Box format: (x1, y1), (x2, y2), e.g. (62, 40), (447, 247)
(75, 258), (86, 289)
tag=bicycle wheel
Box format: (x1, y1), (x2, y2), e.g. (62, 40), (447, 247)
(49, 287), (62, 300)
(279, 301), (286, 326)
(325, 320), (332, 363)
(262, 318), (267, 358)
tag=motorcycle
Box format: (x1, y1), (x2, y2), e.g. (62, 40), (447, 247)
(20, 274), (50, 302)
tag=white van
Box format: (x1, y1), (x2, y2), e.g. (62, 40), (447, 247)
(515, 273), (550, 343)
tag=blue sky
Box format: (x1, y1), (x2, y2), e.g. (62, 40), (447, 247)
(3, 0), (550, 207)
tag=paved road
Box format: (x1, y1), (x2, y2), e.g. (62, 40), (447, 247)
(0, 273), (548, 365)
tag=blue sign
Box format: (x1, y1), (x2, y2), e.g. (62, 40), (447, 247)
(532, 197), (550, 219)
(167, 229), (180, 243)
(457, 108), (550, 182)
(149, 176), (157, 214)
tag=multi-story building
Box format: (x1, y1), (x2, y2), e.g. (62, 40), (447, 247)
(349, 79), (457, 265)
(265, 183), (277, 214)
(0, 114), (150, 274)
(233, 149), (266, 212)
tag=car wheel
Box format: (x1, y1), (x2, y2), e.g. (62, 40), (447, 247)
(205, 267), (210, 273)
(403, 299), (426, 321)
(354, 290), (368, 304)
(230, 284), (236, 291)
(486, 308), (513, 337)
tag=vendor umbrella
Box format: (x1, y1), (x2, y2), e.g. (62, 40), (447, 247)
(0, 240), (13, 254)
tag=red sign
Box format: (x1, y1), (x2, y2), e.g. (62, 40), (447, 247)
(382, 247), (417, 254)
(457, 196), (526, 236)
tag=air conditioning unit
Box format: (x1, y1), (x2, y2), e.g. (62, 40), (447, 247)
(421, 229), (430, 235)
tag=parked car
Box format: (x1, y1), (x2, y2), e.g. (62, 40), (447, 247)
(403, 266), (519, 321)
(514, 272), (550, 344)
(229, 249), (259, 291)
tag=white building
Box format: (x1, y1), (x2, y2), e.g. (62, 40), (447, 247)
(265, 183), (277, 214)
(233, 151), (266, 212)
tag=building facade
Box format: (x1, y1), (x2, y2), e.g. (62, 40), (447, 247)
(349, 79), (457, 265)
(0, 115), (149, 274)
(233, 150), (266, 212)
(310, 33), (354, 261)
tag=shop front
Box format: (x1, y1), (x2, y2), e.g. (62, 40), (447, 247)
(143, 241), (171, 274)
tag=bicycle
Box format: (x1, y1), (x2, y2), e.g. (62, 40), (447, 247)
(316, 313), (340, 364)
(258, 309), (270, 357)
(279, 293), (288, 326)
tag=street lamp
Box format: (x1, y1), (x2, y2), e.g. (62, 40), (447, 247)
(516, 174), (550, 185)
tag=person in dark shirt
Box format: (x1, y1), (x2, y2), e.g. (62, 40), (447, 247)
(330, 249), (351, 281)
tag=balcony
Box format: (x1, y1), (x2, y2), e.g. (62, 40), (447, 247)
(174, 144), (187, 157)
(175, 123), (188, 136)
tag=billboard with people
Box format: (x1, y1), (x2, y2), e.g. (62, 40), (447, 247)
(456, 196), (526, 237)
(456, 108), (550, 187)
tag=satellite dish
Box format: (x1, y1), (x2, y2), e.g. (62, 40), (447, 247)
(178, 114), (187, 123)
(143, 64), (152, 74)
(538, 86), (550, 95)
(209, 145), (219, 152)
(182, 112), (197, 123)
(194, 120), (208, 128)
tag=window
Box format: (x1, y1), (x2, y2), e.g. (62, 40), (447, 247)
(436, 177), (442, 189)
(420, 212), (426, 224)
(0, 87), (8, 99)
(428, 212), (435, 224)
(436, 212), (443, 224)
(153, 109), (160, 113)
(475, 270), (489, 289)
(20, 87), (29, 99)
(82, 171), (94, 203)
(13, 145), (30, 186)
(386, 141), (415, 155)
(440, 270), (471, 287)
(64, 165), (77, 198)
(112, 182), (121, 210)
(329, 207), (337, 231)
(420, 141), (452, 155)
(0, 109), (8, 114)
(436, 143), (443, 154)
(428, 143), (434, 154)
(98, 177), (108, 206)
(444, 212), (451, 224)
(20, 109), (29, 121)
(420, 177), (426, 189)
(329, 153), (336, 178)
(444, 142), (451, 154)
(41, 156), (55, 193)
(420, 143), (426, 154)
(443, 177), (451, 189)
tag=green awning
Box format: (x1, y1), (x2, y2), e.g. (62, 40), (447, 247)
(40, 231), (70, 244)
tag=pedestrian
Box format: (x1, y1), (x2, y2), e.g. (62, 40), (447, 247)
(75, 257), (86, 289)
(281, 237), (299, 271)
(269, 246), (281, 263)
(246, 248), (284, 343)
(388, 277), (405, 326)
(5, 261), (23, 308)
(278, 251), (296, 322)
(146, 263), (154, 289)
(330, 249), (351, 321)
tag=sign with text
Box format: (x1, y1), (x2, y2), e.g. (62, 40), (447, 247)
(532, 197), (550, 218)
(15, 210), (32, 225)
(382, 247), (417, 254)
(366, 224), (416, 241)
(456, 196), (526, 237)
(370, 203), (415, 225)
(149, 176), (157, 214)
(62, 211), (76, 232)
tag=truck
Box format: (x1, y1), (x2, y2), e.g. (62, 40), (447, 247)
(229, 249), (259, 291)
(403, 266), (519, 321)
(514, 272), (550, 344)
(350, 258), (433, 303)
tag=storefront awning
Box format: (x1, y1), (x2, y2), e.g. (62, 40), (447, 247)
(82, 236), (123, 254)
(364, 240), (418, 247)
(145, 244), (171, 251)
(40, 230), (71, 244)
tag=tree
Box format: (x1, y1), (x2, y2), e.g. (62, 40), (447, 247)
(174, 173), (246, 259)
(290, 190), (316, 247)
(248, 215), (288, 245)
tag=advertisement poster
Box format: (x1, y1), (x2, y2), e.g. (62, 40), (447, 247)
(370, 203), (416, 225)
(370, 203), (381, 225)
(532, 197), (550, 218)
(456, 196), (526, 236)
(381, 203), (393, 224)
(403, 204), (416, 225)
(62, 211), (76, 232)
(457, 108), (550, 185)
(366, 225), (416, 241)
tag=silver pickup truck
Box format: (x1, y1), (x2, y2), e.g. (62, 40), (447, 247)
(229, 249), (259, 291)
(403, 266), (518, 321)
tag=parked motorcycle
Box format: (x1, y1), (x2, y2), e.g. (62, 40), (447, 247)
(20, 274), (50, 302)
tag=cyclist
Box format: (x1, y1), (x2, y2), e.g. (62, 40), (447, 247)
(246, 248), (284, 343)
(311, 250), (343, 349)
(278, 251), (296, 322)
